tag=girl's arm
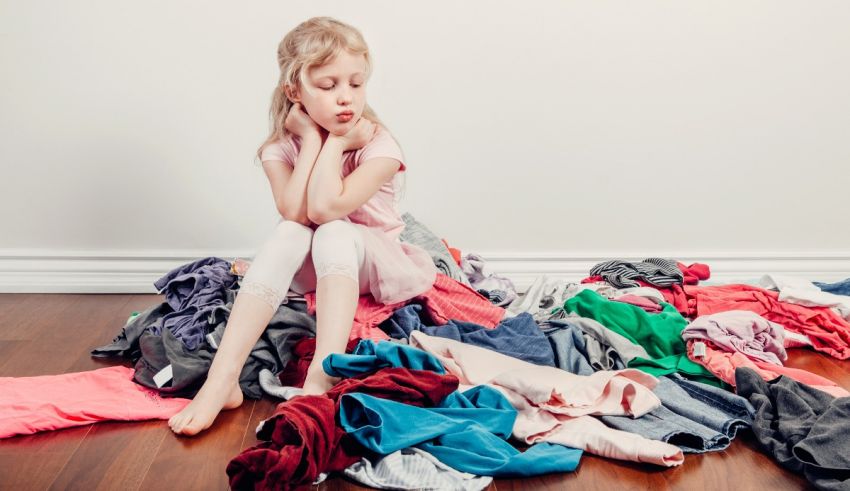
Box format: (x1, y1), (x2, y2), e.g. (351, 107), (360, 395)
(266, 134), (322, 225)
(307, 121), (400, 224)
(263, 103), (323, 225)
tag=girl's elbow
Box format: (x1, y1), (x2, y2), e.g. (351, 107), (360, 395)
(287, 214), (313, 227)
(278, 204), (311, 226)
(307, 207), (330, 225)
(308, 201), (344, 224)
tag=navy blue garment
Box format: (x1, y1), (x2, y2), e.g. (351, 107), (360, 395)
(323, 339), (446, 378)
(151, 257), (237, 350)
(543, 319), (753, 453)
(339, 385), (582, 477)
(814, 278), (850, 296)
(379, 304), (555, 367)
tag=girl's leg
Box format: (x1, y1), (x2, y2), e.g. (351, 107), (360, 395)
(169, 220), (314, 435)
(302, 219), (368, 395)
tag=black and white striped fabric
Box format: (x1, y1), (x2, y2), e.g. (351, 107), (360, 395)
(589, 258), (684, 288)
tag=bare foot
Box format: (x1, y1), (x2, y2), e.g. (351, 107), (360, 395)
(168, 378), (243, 436)
(301, 369), (341, 395)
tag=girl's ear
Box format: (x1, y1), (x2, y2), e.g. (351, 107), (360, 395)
(283, 84), (301, 103)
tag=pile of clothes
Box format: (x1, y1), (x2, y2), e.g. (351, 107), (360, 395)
(2, 213), (850, 491)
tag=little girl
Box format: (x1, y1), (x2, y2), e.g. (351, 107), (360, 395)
(169, 17), (437, 436)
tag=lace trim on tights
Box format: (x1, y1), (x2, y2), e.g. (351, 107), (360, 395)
(315, 262), (358, 283)
(241, 280), (286, 310)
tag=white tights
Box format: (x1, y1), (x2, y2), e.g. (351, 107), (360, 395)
(239, 219), (369, 310)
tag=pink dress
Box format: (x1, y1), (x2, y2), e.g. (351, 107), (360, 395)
(260, 126), (437, 305)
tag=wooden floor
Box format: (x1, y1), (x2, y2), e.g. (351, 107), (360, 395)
(1, 294), (842, 490)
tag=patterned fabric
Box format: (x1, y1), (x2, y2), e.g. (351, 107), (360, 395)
(589, 258), (684, 288)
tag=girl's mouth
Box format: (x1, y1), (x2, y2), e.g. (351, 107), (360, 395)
(337, 113), (353, 123)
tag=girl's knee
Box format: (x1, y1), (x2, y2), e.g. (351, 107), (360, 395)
(270, 219), (313, 250)
(311, 220), (365, 274)
(312, 219), (355, 245)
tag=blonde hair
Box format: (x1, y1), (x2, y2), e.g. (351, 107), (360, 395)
(256, 16), (406, 201)
(256, 17), (386, 162)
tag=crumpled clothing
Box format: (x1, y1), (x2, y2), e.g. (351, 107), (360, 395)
(379, 303), (555, 367)
(343, 447), (492, 491)
(152, 256), (238, 350)
(461, 253), (518, 307)
(560, 289), (716, 383)
(686, 339), (849, 398)
(682, 311), (787, 365)
(277, 337), (361, 388)
(760, 274), (850, 320)
(407, 332), (685, 467)
(399, 212), (472, 287)
(540, 321), (754, 454)
(814, 277), (850, 297)
(588, 258), (684, 289)
(304, 273), (506, 342)
(736, 367), (850, 491)
(322, 338), (447, 379)
(613, 293), (663, 312)
(339, 386), (583, 477)
(657, 284), (850, 360)
(94, 289), (317, 399)
(227, 367), (458, 490)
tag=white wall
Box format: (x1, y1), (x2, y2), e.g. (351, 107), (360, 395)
(2, 1), (849, 292)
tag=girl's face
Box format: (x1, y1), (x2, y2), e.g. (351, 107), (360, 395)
(293, 50), (368, 137)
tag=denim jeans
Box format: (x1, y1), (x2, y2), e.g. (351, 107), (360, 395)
(814, 277), (850, 296)
(541, 319), (754, 453)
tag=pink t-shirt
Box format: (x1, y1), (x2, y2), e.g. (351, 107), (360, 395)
(260, 126), (408, 239)
(260, 126), (437, 305)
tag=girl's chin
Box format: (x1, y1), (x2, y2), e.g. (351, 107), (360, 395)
(328, 125), (351, 137)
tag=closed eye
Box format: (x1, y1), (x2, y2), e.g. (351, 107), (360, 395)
(320, 83), (363, 91)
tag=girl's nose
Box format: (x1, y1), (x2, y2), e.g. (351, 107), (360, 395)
(338, 89), (352, 104)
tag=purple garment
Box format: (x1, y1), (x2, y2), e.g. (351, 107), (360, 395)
(461, 253), (518, 307)
(151, 257), (237, 350)
(682, 311), (787, 365)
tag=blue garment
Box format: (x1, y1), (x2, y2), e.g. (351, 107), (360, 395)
(379, 304), (555, 367)
(323, 339), (446, 378)
(151, 256), (237, 350)
(541, 319), (753, 453)
(813, 278), (850, 296)
(339, 385), (582, 477)
(540, 319), (601, 374)
(602, 375), (754, 453)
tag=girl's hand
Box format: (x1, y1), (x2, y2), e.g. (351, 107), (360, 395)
(330, 118), (378, 152)
(285, 103), (323, 141)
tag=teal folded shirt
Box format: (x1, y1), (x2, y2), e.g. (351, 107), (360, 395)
(339, 385), (582, 477)
(323, 339), (446, 378)
(327, 339), (583, 476)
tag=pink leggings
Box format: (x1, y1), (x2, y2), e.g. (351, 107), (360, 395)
(240, 218), (370, 310)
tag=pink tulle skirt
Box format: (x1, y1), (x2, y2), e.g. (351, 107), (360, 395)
(290, 222), (437, 305)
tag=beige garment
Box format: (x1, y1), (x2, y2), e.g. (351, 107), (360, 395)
(409, 331), (685, 467)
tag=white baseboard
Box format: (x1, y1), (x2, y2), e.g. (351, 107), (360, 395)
(482, 251), (850, 292)
(1, 249), (850, 294)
